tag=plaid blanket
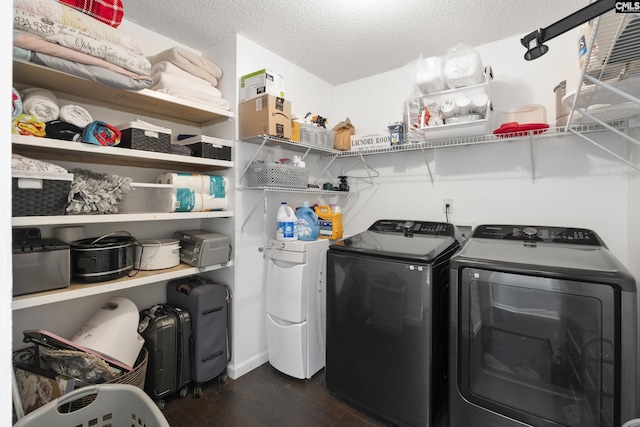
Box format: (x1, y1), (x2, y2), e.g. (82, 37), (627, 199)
(58, 0), (123, 28)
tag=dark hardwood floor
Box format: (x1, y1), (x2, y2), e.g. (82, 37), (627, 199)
(161, 363), (409, 427)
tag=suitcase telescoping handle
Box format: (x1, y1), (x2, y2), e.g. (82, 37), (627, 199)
(177, 283), (193, 295)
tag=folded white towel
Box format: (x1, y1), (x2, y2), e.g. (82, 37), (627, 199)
(21, 87), (60, 122)
(151, 72), (223, 99)
(154, 88), (231, 111)
(147, 47), (222, 85)
(59, 104), (93, 128)
(152, 61), (217, 87)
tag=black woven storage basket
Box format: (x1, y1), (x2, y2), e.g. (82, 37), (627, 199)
(12, 176), (71, 216)
(187, 141), (232, 160)
(118, 128), (171, 153)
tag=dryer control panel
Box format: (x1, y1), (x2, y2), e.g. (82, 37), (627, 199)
(472, 224), (605, 246)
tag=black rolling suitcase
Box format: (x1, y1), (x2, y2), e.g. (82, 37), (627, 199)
(139, 304), (192, 408)
(167, 275), (232, 397)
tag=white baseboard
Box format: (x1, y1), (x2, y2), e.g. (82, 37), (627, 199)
(226, 351), (269, 380)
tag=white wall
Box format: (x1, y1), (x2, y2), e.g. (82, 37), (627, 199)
(228, 35), (336, 378)
(331, 30), (636, 276)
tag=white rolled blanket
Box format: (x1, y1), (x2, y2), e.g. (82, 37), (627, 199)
(59, 104), (93, 128)
(21, 87), (60, 122)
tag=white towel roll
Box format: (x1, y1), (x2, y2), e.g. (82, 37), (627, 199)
(59, 104), (93, 128)
(201, 194), (228, 211)
(169, 189), (203, 212)
(21, 87), (59, 122)
(157, 172), (204, 192)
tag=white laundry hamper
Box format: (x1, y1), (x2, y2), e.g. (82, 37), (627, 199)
(14, 384), (169, 427)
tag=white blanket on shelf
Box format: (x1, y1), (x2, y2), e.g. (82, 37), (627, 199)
(154, 88), (230, 111)
(151, 72), (223, 99)
(152, 60), (217, 87)
(147, 47), (222, 86)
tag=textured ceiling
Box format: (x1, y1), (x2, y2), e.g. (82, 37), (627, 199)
(123, 0), (589, 85)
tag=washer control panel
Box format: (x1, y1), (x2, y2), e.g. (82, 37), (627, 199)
(368, 219), (453, 236)
(472, 224), (604, 246)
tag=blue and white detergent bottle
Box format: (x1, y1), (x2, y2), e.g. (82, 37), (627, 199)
(296, 201), (319, 241)
(276, 202), (298, 241)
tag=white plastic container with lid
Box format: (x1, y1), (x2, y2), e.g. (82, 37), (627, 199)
(276, 202), (298, 241)
(134, 238), (180, 270)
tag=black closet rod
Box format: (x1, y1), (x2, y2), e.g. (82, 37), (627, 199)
(521, 0), (615, 60)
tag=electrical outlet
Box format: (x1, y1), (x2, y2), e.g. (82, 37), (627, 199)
(443, 198), (454, 213)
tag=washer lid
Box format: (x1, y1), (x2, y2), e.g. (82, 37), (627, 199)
(329, 219), (461, 263)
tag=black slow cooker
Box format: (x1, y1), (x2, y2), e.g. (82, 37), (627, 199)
(70, 231), (136, 282)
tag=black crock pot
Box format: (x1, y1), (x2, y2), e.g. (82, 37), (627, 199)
(70, 231), (135, 282)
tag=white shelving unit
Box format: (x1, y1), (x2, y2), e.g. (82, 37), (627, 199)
(11, 60), (235, 314)
(12, 261), (233, 311)
(564, 9), (640, 171)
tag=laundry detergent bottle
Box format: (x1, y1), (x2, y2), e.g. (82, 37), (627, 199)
(276, 202), (298, 241)
(296, 201), (319, 241)
(315, 205), (343, 240)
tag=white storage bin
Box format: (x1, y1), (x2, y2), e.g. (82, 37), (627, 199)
(406, 67), (493, 141)
(119, 182), (175, 213)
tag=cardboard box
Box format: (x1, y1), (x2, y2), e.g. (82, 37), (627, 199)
(239, 95), (292, 139)
(240, 68), (285, 101)
(350, 133), (391, 151)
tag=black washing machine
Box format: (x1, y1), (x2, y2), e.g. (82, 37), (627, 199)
(449, 224), (639, 427)
(326, 219), (462, 427)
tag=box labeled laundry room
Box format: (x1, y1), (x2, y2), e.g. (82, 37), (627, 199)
(350, 133), (391, 151)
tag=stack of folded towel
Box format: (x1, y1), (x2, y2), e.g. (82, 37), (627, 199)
(147, 47), (230, 111)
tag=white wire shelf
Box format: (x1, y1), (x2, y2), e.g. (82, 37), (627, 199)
(337, 122), (627, 157)
(241, 135), (337, 154)
(561, 9), (640, 172)
(238, 186), (353, 195)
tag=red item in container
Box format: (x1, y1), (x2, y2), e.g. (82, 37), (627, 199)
(493, 122), (549, 137)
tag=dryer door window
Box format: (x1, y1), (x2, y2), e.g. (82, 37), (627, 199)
(459, 268), (616, 427)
